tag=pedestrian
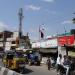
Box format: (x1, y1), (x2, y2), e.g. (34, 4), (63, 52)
(63, 56), (71, 75)
(51, 57), (55, 68)
(47, 57), (51, 70)
(69, 58), (75, 75)
(56, 54), (63, 75)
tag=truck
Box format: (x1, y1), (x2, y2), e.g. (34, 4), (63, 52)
(27, 51), (41, 66)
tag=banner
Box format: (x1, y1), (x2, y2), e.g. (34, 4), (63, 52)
(58, 35), (74, 46)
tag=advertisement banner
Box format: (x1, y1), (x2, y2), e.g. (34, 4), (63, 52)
(41, 39), (57, 48)
(45, 39), (57, 48)
(58, 35), (74, 46)
(32, 42), (40, 48)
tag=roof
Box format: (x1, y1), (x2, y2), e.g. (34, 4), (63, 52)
(39, 48), (58, 53)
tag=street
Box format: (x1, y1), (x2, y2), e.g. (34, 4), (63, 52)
(24, 65), (56, 75)
(0, 58), (57, 75)
(0, 59), (4, 67)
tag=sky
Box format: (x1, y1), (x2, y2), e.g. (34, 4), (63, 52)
(0, 0), (75, 41)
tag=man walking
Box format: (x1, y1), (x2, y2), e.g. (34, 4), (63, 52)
(47, 57), (51, 70)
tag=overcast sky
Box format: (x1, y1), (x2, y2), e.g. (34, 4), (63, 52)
(0, 0), (75, 41)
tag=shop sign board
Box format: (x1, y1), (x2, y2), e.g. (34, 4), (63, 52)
(32, 42), (40, 48)
(45, 39), (57, 48)
(32, 38), (58, 48)
(40, 41), (46, 48)
(58, 35), (74, 46)
(68, 51), (75, 57)
(40, 38), (57, 48)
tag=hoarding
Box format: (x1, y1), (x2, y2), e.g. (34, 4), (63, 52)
(40, 41), (46, 48)
(32, 42), (40, 48)
(41, 39), (57, 48)
(58, 35), (74, 46)
(32, 38), (58, 48)
(45, 39), (57, 48)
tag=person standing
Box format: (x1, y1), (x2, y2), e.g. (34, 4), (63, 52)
(56, 54), (62, 74)
(51, 57), (55, 68)
(63, 56), (71, 75)
(47, 57), (51, 70)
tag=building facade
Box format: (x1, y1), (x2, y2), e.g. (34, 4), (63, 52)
(32, 33), (75, 57)
(0, 30), (31, 52)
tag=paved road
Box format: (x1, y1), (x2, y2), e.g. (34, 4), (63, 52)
(24, 65), (57, 75)
(0, 58), (4, 67)
(0, 58), (57, 75)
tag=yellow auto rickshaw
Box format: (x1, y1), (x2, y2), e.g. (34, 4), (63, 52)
(2, 50), (26, 73)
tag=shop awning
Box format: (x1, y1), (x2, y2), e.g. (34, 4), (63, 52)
(39, 48), (58, 53)
(68, 51), (75, 57)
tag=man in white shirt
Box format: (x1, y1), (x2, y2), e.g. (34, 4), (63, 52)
(56, 54), (62, 74)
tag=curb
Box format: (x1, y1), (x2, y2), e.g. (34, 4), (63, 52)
(0, 66), (22, 75)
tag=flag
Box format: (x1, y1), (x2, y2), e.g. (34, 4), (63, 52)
(39, 26), (44, 39)
(40, 31), (44, 38)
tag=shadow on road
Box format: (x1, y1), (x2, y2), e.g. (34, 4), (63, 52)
(21, 68), (33, 74)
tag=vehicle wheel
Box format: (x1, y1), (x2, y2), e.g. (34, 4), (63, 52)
(19, 67), (24, 74)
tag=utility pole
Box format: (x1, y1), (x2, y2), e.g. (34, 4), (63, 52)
(72, 13), (75, 50)
(18, 8), (24, 46)
(3, 31), (5, 52)
(72, 13), (75, 23)
(64, 26), (68, 56)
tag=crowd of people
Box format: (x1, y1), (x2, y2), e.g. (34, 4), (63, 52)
(46, 54), (75, 75)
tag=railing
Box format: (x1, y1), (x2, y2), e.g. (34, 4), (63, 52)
(7, 38), (16, 41)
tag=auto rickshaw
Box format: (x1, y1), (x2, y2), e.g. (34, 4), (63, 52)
(2, 50), (26, 73)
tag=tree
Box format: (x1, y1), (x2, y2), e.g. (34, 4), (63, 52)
(72, 18), (75, 23)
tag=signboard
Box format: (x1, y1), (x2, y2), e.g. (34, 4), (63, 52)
(68, 51), (75, 57)
(45, 39), (57, 48)
(32, 38), (57, 48)
(40, 41), (46, 48)
(40, 39), (57, 48)
(32, 42), (40, 48)
(32, 35), (75, 48)
(58, 35), (74, 46)
(5, 42), (11, 51)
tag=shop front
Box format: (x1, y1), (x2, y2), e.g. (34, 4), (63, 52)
(58, 35), (75, 56)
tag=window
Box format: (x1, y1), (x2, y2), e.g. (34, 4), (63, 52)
(12, 41), (15, 44)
